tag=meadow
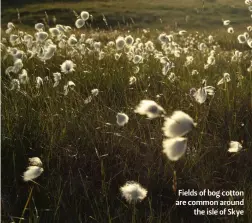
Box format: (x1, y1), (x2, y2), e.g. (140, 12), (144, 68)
(1, 0), (252, 222)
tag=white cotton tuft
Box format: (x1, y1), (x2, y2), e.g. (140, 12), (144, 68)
(162, 111), (196, 137)
(23, 166), (44, 182)
(36, 77), (43, 89)
(80, 11), (90, 21)
(223, 20), (230, 26)
(35, 23), (44, 31)
(10, 79), (20, 91)
(129, 76), (137, 85)
(134, 100), (165, 119)
(91, 88), (99, 96)
(162, 137), (188, 161)
(120, 181), (147, 203)
(193, 88), (207, 104)
(228, 141), (242, 153)
(60, 60), (76, 74)
(116, 36), (126, 50)
(75, 19), (85, 28)
(28, 157), (43, 167)
(19, 69), (29, 84)
(116, 113), (129, 126)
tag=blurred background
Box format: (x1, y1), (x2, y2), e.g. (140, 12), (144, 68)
(1, 0), (251, 30)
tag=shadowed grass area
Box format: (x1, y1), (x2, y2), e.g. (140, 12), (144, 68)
(1, 0), (251, 30)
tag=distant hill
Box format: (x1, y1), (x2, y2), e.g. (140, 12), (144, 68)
(2, 0), (250, 30)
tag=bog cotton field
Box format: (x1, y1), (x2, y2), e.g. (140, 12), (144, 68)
(1, 1), (252, 222)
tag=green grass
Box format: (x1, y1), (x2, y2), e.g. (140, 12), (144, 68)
(1, 1), (252, 222)
(1, 0), (251, 30)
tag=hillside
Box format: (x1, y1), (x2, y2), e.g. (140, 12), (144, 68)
(1, 0), (251, 30)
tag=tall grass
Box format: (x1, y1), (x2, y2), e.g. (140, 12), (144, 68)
(1, 8), (252, 223)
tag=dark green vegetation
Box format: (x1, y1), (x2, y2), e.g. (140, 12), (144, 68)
(2, 0), (251, 30)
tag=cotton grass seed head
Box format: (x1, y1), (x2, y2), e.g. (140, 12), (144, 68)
(217, 73), (231, 85)
(35, 23), (44, 31)
(7, 22), (15, 29)
(10, 79), (20, 91)
(134, 100), (165, 119)
(23, 166), (44, 182)
(35, 31), (48, 42)
(64, 81), (75, 95)
(227, 27), (234, 34)
(19, 69), (29, 84)
(120, 181), (147, 203)
(223, 20), (230, 26)
(162, 137), (188, 161)
(116, 36), (126, 50)
(238, 34), (247, 44)
(53, 72), (61, 87)
(35, 77), (43, 89)
(67, 35), (78, 46)
(23, 157), (44, 182)
(91, 88), (99, 96)
(129, 76), (137, 85)
(28, 157), (43, 167)
(133, 55), (143, 64)
(162, 111), (196, 138)
(125, 35), (134, 46)
(193, 88), (207, 104)
(116, 113), (129, 126)
(80, 11), (90, 21)
(228, 141), (243, 153)
(75, 19), (85, 28)
(158, 33), (169, 43)
(60, 60), (76, 74)
(49, 28), (60, 37)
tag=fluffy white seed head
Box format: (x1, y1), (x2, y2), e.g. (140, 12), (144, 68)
(91, 88), (99, 96)
(64, 81), (76, 95)
(67, 35), (78, 46)
(114, 53), (121, 60)
(116, 36), (126, 50)
(19, 69), (29, 84)
(116, 113), (129, 126)
(158, 33), (169, 43)
(193, 88), (207, 104)
(129, 76), (137, 85)
(53, 72), (61, 87)
(134, 100), (165, 119)
(162, 111), (196, 137)
(228, 141), (243, 153)
(133, 55), (143, 64)
(28, 157), (43, 167)
(237, 34), (247, 44)
(75, 19), (85, 28)
(49, 28), (60, 37)
(162, 137), (188, 161)
(217, 73), (231, 85)
(23, 166), (44, 182)
(125, 35), (134, 46)
(35, 31), (48, 42)
(36, 77), (43, 89)
(7, 22), (15, 29)
(120, 181), (147, 203)
(80, 11), (90, 21)
(60, 60), (76, 74)
(223, 20), (230, 26)
(10, 79), (20, 91)
(227, 27), (234, 34)
(35, 23), (44, 31)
